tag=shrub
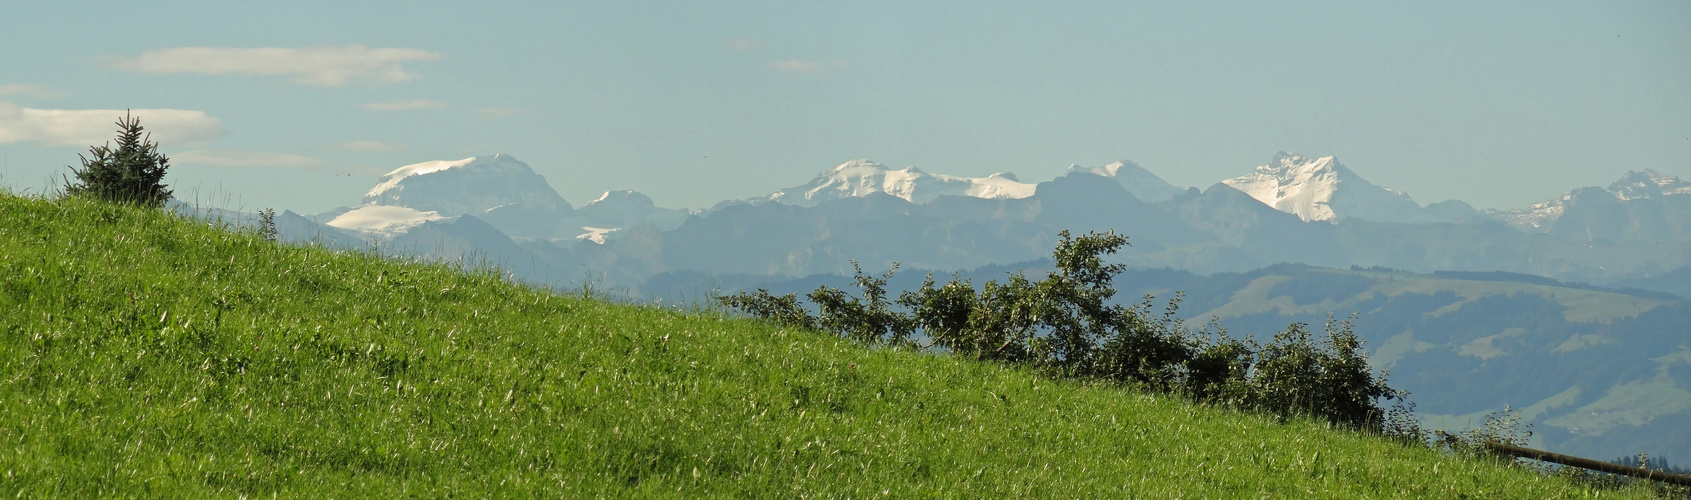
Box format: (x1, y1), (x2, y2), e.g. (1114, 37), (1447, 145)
(1183, 320), (1255, 405)
(716, 289), (815, 331)
(63, 111), (173, 208)
(809, 262), (913, 346)
(1433, 406), (1534, 456)
(1249, 317), (1394, 428)
(258, 208), (279, 241)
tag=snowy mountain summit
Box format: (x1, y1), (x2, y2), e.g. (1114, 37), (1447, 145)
(1065, 160), (1186, 202)
(1490, 169), (1691, 230)
(1222, 152), (1438, 223)
(1487, 169), (1691, 241)
(364, 154), (568, 217)
(328, 154), (569, 237)
(575, 190), (694, 232)
(1611, 169), (1691, 200)
(761, 159), (1036, 206)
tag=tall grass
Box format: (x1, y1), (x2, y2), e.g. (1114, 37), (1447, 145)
(0, 193), (1654, 497)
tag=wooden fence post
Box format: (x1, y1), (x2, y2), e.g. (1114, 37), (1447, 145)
(1483, 442), (1691, 487)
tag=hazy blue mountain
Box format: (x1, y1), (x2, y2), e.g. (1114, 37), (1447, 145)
(563, 190), (696, 241)
(1612, 264), (1691, 300)
(1065, 159), (1188, 202)
(1488, 169), (1691, 243)
(477, 202), (572, 241)
(387, 215), (529, 270)
(274, 209), (365, 248)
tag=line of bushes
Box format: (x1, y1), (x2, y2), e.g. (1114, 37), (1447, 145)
(719, 230), (1408, 433)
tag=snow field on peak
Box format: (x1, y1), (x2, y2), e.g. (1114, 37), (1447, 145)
(360, 154), (569, 218)
(768, 159), (1036, 206)
(1221, 153), (1427, 223)
(325, 204), (445, 237)
(1223, 154), (1346, 222)
(1066, 160), (1187, 202)
(963, 172), (1037, 199)
(1489, 169), (1691, 231)
(366, 157), (478, 200)
(1610, 170), (1691, 201)
(575, 226), (619, 244)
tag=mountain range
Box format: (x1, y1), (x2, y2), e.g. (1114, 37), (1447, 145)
(284, 152), (1689, 297)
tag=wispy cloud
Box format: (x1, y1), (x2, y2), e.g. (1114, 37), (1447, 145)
(769, 59), (844, 73)
(361, 100), (443, 111)
(334, 140), (399, 152)
(475, 107), (525, 119)
(111, 45), (443, 87)
(0, 84), (67, 99)
(174, 149), (322, 168)
(726, 38), (761, 50)
(0, 102), (223, 147)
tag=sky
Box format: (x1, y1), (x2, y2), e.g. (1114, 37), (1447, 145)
(2, 1), (1687, 214)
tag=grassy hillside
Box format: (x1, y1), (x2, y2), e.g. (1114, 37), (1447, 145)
(1182, 266), (1673, 324)
(0, 194), (1652, 497)
(1103, 264), (1691, 464)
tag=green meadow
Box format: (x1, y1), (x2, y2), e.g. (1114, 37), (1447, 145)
(0, 193), (1654, 497)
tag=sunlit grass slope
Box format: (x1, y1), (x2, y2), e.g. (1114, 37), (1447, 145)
(0, 194), (1650, 497)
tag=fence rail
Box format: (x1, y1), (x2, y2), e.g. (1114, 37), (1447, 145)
(1484, 442), (1691, 487)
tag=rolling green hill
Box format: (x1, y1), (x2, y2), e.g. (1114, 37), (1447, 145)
(1102, 264), (1691, 465)
(0, 194), (1651, 497)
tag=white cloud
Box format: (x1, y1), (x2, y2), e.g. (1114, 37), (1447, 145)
(334, 140), (399, 152)
(0, 84), (67, 99)
(362, 99), (443, 111)
(475, 107), (525, 119)
(726, 38), (761, 50)
(111, 45), (443, 87)
(0, 102), (224, 147)
(173, 150), (321, 168)
(769, 59), (844, 73)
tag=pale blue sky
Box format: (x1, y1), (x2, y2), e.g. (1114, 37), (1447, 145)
(2, 1), (1687, 213)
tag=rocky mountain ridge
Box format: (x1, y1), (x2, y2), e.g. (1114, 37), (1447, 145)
(754, 159), (1036, 207)
(291, 152), (1689, 296)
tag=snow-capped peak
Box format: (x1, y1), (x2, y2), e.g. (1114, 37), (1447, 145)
(586, 190), (657, 208)
(964, 171), (1037, 200)
(575, 226), (619, 244)
(361, 154), (568, 217)
(1222, 152), (1424, 222)
(1488, 193), (1570, 230)
(324, 204), (445, 238)
(1610, 169), (1691, 201)
(763, 159), (1035, 206)
(1064, 159), (1185, 202)
(1490, 169), (1691, 231)
(367, 157), (477, 196)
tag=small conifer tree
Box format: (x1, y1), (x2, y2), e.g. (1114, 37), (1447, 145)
(64, 111), (173, 207)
